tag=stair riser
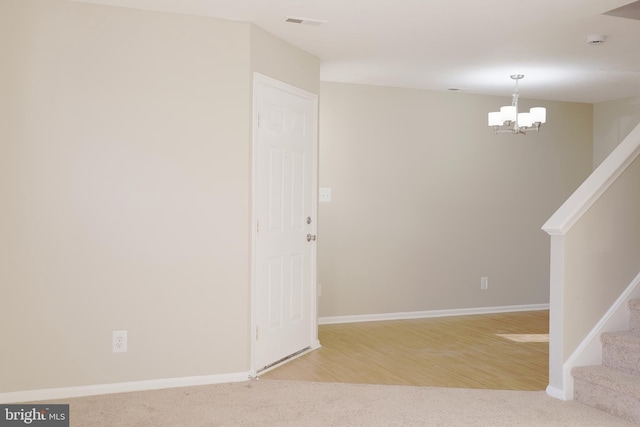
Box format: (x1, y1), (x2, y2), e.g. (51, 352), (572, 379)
(602, 342), (640, 376)
(571, 301), (640, 423)
(574, 378), (640, 423)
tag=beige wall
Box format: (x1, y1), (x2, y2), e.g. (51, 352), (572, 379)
(317, 82), (593, 317)
(593, 96), (640, 168)
(0, 0), (319, 394)
(578, 95), (640, 359)
(250, 26), (320, 95)
(562, 155), (640, 358)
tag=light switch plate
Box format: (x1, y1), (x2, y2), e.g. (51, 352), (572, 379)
(319, 187), (332, 202)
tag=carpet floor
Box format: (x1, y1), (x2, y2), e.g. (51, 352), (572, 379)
(45, 379), (636, 426)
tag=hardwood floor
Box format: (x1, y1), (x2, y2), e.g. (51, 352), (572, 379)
(260, 310), (549, 391)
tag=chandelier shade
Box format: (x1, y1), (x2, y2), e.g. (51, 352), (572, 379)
(488, 75), (546, 134)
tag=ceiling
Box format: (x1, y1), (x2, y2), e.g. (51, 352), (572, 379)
(72, 0), (640, 104)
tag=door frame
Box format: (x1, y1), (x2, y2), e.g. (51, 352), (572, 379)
(250, 73), (320, 376)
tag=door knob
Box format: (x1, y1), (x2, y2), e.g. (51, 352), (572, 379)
(307, 234), (316, 242)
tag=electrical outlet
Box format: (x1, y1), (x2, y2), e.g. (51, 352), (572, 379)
(480, 277), (488, 290)
(112, 330), (127, 353)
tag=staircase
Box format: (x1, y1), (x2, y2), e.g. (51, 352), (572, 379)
(572, 299), (640, 423)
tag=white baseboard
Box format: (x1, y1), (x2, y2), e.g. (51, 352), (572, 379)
(546, 384), (567, 400)
(0, 371), (251, 404)
(318, 303), (549, 325)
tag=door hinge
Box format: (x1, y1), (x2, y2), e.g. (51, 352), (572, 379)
(256, 220), (260, 234)
(257, 113), (263, 129)
(256, 326), (259, 340)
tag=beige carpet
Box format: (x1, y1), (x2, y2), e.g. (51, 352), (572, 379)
(47, 379), (635, 426)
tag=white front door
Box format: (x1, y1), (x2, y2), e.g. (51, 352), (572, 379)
(253, 74), (318, 372)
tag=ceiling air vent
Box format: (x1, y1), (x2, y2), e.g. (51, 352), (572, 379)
(285, 16), (327, 26)
(587, 35), (606, 45)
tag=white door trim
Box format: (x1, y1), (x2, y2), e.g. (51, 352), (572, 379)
(250, 73), (319, 376)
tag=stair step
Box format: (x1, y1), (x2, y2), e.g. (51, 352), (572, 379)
(630, 299), (640, 332)
(602, 331), (640, 376)
(572, 365), (640, 424)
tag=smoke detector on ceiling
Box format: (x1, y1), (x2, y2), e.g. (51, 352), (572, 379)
(587, 35), (607, 45)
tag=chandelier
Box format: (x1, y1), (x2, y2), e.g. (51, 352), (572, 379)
(488, 74), (546, 134)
